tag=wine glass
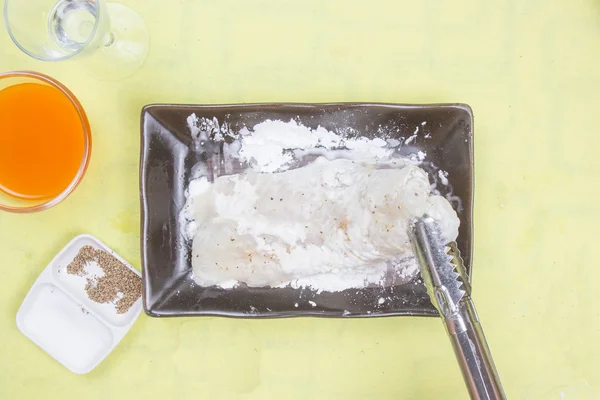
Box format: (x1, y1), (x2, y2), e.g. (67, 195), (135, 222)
(4, 0), (149, 80)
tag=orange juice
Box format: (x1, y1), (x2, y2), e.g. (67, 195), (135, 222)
(0, 82), (86, 200)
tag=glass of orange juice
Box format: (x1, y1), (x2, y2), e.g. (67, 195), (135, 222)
(0, 71), (91, 213)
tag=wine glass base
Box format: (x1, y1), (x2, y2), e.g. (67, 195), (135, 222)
(81, 3), (149, 81)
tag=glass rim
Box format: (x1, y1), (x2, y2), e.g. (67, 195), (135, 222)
(3, 0), (103, 62)
(0, 71), (92, 213)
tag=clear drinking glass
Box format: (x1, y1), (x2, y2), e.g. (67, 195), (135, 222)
(4, 0), (149, 80)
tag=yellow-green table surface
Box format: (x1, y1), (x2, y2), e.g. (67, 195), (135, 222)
(1, 0), (598, 398)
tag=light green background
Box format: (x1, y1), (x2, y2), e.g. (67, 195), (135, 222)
(0, 0), (598, 398)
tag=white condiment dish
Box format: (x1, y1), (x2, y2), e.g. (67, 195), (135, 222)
(16, 234), (142, 374)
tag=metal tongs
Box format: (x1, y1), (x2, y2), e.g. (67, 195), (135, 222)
(408, 216), (506, 400)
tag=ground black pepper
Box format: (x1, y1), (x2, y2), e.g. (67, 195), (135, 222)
(67, 246), (142, 314)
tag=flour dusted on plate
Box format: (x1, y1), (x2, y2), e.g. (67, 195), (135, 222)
(181, 118), (460, 292)
(234, 119), (392, 173)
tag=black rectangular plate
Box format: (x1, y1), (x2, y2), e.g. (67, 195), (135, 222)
(140, 103), (473, 318)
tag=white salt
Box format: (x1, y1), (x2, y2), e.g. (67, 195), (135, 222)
(19, 284), (113, 372)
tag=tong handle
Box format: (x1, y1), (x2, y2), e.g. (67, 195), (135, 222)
(443, 295), (506, 400)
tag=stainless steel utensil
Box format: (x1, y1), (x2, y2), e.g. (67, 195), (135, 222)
(409, 216), (506, 400)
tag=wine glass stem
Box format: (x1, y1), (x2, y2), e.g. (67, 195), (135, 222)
(103, 32), (115, 47)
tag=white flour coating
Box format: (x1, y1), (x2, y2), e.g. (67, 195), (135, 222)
(438, 170), (449, 186)
(404, 126), (419, 145)
(182, 119), (459, 292)
(235, 119), (391, 173)
(187, 114), (228, 142)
